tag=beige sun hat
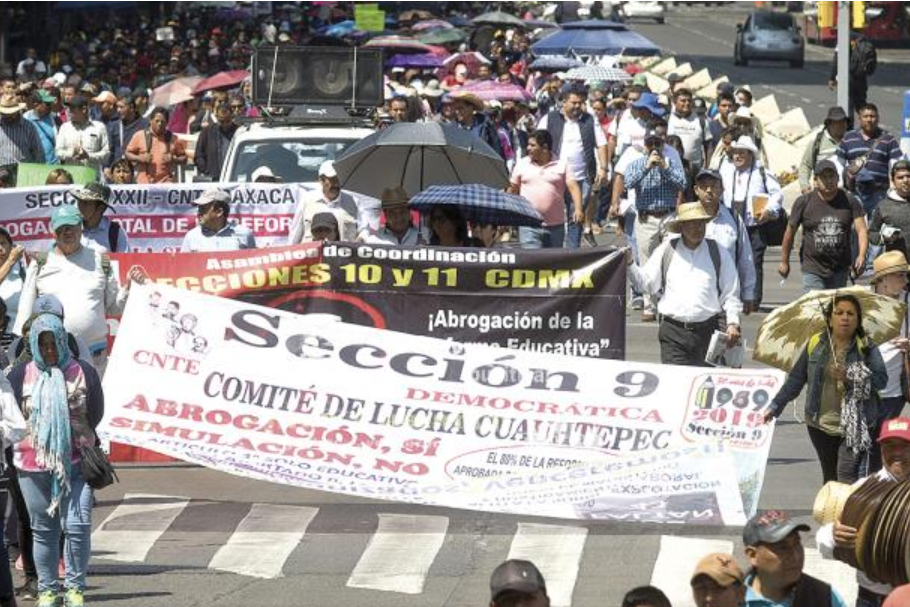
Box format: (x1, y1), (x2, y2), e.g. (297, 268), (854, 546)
(871, 250), (910, 284)
(667, 202), (712, 233)
(813, 481), (857, 525)
(0, 94), (26, 115)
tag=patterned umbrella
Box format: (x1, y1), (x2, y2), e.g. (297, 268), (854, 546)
(563, 65), (632, 82)
(192, 70), (250, 94)
(443, 51), (491, 73)
(411, 19), (455, 32)
(529, 56), (585, 72)
(753, 286), (906, 372)
(150, 76), (204, 107)
(458, 81), (533, 102)
(410, 184), (543, 227)
(363, 36), (435, 54)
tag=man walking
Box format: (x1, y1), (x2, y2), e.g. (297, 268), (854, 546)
(24, 89), (59, 165)
(449, 91), (503, 158)
(194, 100), (238, 180)
(628, 202), (742, 366)
(828, 33), (877, 124)
(836, 103), (902, 218)
(798, 107), (848, 194)
(288, 161), (359, 243)
(0, 93), (44, 168)
(668, 88), (711, 174)
(509, 130), (584, 249)
(779, 159), (867, 292)
(539, 82), (608, 248)
(869, 160), (910, 259)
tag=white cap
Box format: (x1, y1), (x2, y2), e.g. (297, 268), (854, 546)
(251, 166), (276, 181)
(193, 188), (231, 206)
(33, 294), (64, 317)
(734, 106), (752, 120)
(318, 160), (337, 179)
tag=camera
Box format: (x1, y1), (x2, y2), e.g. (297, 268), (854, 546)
(881, 225), (901, 240)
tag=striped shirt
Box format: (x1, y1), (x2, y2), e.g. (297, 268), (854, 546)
(0, 117), (45, 166)
(836, 127), (902, 189)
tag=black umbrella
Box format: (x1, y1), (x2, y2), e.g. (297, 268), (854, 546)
(469, 11), (525, 28)
(333, 122), (509, 197)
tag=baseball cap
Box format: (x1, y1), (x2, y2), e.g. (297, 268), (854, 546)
(743, 510), (810, 546)
(50, 205), (83, 232)
(814, 159), (838, 176)
(318, 160), (338, 179)
(717, 82), (735, 96)
(311, 211), (338, 232)
(891, 159), (910, 177)
(92, 90), (117, 104)
(696, 168), (722, 182)
(632, 73), (648, 87)
(192, 188), (231, 206)
(878, 417), (910, 443)
(490, 560), (546, 601)
(667, 73), (683, 85)
(690, 553), (745, 587)
(35, 90), (56, 104)
(251, 166), (279, 182)
(67, 94), (88, 109)
(824, 106), (848, 123)
(32, 294), (64, 317)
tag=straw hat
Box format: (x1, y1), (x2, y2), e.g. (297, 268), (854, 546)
(380, 186), (410, 210)
(667, 202), (712, 233)
(871, 251), (910, 284)
(449, 91), (484, 111)
(813, 481), (857, 525)
(0, 94), (26, 115)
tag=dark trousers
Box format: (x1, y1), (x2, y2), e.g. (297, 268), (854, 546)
(658, 316), (716, 366)
(807, 425), (867, 485)
(748, 226), (767, 308)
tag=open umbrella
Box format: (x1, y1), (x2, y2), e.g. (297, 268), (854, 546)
(410, 184), (543, 227)
(192, 70), (250, 94)
(529, 56), (585, 72)
(469, 11), (525, 28)
(363, 36), (435, 54)
(400, 9), (435, 22)
(531, 20), (660, 56)
(385, 53), (444, 69)
(333, 122), (508, 196)
(563, 65), (632, 83)
(458, 81), (533, 102)
(753, 286), (906, 372)
(150, 75), (204, 108)
(417, 29), (466, 46)
(411, 19), (455, 32)
(443, 51), (491, 73)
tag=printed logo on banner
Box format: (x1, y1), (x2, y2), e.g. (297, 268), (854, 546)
(681, 373), (775, 449)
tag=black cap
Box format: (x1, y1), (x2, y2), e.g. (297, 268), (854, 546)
(490, 560), (546, 600)
(743, 510), (810, 546)
(814, 159), (838, 176)
(717, 82), (735, 95)
(696, 168), (722, 182)
(311, 212), (338, 232)
(667, 73), (683, 84)
(824, 106), (848, 124)
(68, 94), (87, 109)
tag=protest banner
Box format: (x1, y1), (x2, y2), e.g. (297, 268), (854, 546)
(15, 163), (97, 187)
(0, 182), (321, 251)
(100, 284), (784, 524)
(111, 243), (627, 359)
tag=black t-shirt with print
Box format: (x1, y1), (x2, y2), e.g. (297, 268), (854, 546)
(790, 189), (864, 277)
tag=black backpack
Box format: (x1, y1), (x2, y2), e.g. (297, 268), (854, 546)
(855, 38), (877, 76)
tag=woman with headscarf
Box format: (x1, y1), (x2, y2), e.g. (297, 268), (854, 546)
(7, 314), (103, 607)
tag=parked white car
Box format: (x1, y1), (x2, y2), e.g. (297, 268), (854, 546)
(620, 1), (666, 24)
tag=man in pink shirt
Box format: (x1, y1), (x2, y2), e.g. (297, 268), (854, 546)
(509, 130), (584, 249)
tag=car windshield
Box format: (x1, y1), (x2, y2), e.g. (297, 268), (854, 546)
(753, 12), (794, 31)
(228, 139), (358, 182)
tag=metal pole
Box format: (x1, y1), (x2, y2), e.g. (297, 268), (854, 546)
(836, 0), (850, 113)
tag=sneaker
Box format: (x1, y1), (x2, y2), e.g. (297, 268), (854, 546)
(582, 231), (598, 247)
(630, 296), (644, 310)
(63, 588), (84, 607)
(36, 590), (57, 607)
(15, 578), (37, 601)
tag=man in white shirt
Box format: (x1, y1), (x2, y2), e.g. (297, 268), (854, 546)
(816, 417), (910, 606)
(538, 82), (608, 248)
(628, 202), (742, 366)
(288, 160), (359, 243)
(55, 95), (109, 173)
(668, 88), (712, 174)
(720, 136), (783, 309)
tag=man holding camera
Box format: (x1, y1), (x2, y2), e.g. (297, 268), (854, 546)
(869, 160), (910, 261)
(779, 159), (867, 293)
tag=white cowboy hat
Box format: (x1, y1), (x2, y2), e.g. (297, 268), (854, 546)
(730, 135), (759, 155)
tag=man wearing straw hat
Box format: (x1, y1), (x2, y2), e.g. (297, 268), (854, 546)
(0, 93), (44, 168)
(359, 186), (420, 246)
(628, 202), (742, 366)
(816, 417), (910, 607)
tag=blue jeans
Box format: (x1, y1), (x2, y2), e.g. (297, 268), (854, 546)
(519, 224), (566, 249)
(563, 178), (591, 249)
(18, 466), (93, 593)
(801, 269), (849, 293)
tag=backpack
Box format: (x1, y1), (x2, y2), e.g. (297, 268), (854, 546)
(810, 130), (826, 173)
(660, 237), (723, 299)
(753, 165), (789, 247)
(856, 38), (877, 76)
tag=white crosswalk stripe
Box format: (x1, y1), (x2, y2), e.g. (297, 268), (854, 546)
(91, 493), (190, 562)
(346, 513), (449, 594)
(505, 523), (588, 607)
(650, 536), (735, 607)
(208, 504), (319, 579)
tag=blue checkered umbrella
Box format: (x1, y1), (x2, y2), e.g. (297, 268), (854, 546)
(409, 184), (543, 227)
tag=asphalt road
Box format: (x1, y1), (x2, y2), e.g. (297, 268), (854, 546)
(58, 7), (910, 607)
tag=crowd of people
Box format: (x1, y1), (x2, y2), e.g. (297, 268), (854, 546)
(0, 2), (909, 607)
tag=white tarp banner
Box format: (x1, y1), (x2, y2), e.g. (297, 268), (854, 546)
(100, 284), (784, 525)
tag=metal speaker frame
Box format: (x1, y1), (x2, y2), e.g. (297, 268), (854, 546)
(252, 46), (385, 108)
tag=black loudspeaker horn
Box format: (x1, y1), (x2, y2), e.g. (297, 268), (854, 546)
(252, 46), (384, 108)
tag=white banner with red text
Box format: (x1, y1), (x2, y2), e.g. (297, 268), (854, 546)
(0, 183), (308, 252)
(100, 284), (784, 524)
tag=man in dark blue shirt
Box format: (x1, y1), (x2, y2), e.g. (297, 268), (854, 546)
(836, 103), (902, 218)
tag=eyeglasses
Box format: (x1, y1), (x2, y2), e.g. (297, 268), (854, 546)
(229, 104), (244, 111)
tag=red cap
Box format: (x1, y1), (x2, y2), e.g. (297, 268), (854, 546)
(878, 417), (910, 443)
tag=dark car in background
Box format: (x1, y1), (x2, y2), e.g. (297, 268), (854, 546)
(734, 10), (805, 68)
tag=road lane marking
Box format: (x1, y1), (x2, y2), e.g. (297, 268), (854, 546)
(803, 547), (858, 606)
(208, 504), (318, 579)
(506, 523), (588, 607)
(92, 493), (190, 562)
(650, 535), (734, 607)
(346, 513), (449, 594)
